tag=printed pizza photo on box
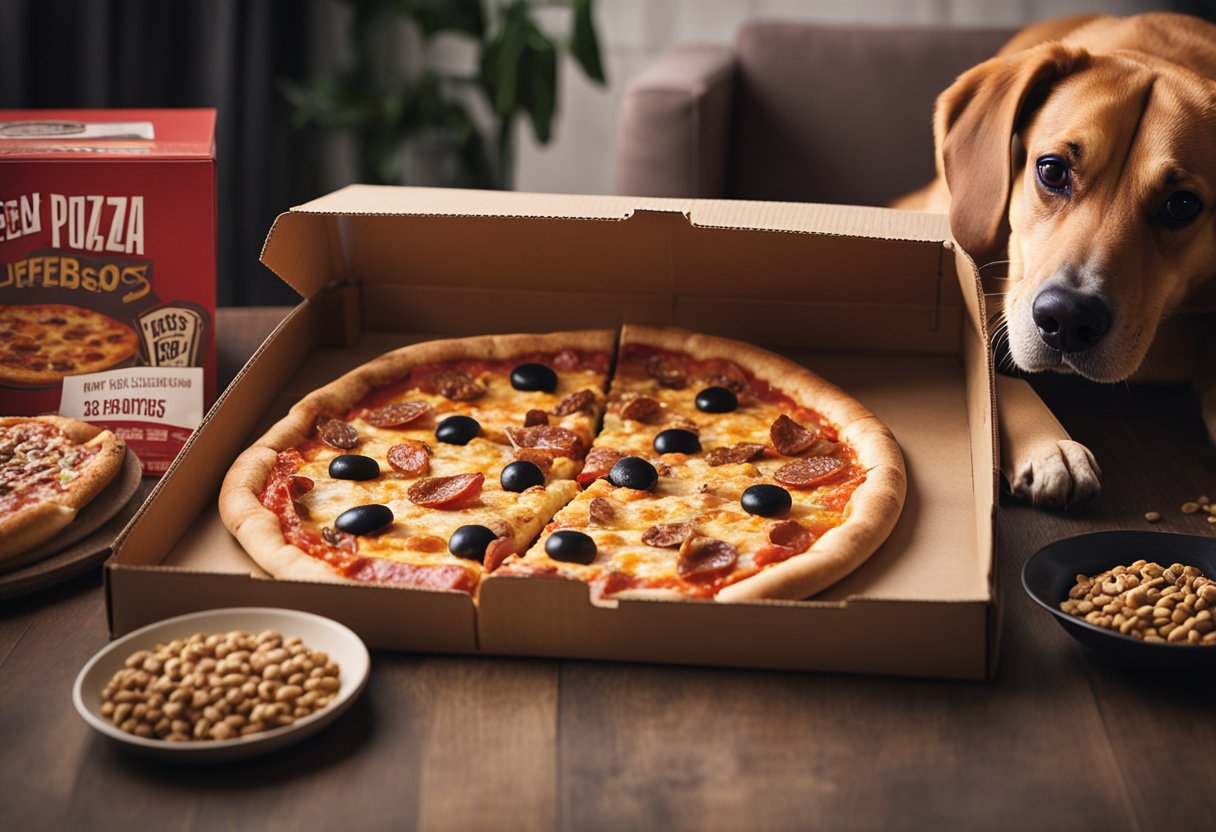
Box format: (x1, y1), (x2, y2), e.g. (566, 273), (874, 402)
(0, 109), (217, 475)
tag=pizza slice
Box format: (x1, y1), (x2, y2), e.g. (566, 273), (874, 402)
(0, 415), (128, 562)
(219, 330), (616, 591)
(496, 325), (906, 601)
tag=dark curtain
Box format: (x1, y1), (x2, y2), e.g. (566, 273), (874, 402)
(0, 0), (327, 306)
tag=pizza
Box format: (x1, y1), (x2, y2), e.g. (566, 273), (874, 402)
(0, 415), (128, 563)
(0, 303), (140, 386)
(219, 326), (906, 602)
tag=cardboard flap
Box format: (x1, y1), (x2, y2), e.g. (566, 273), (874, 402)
(288, 185), (952, 241)
(263, 188), (963, 337)
(687, 200), (951, 241)
(260, 212), (347, 299)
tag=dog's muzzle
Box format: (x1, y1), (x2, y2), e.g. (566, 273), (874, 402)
(1031, 283), (1112, 353)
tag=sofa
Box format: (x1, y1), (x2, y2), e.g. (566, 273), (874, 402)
(614, 21), (1017, 206)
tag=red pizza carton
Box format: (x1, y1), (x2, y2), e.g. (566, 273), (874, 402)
(0, 109), (217, 475)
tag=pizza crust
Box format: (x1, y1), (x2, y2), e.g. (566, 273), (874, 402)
(0, 415), (128, 563)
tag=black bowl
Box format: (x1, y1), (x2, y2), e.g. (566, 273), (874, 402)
(1022, 531), (1216, 669)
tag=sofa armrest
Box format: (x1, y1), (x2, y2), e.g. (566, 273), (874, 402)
(614, 44), (736, 199)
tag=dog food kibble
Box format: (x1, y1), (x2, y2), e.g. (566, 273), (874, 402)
(1144, 511), (1162, 523)
(99, 630), (341, 741)
(1059, 560), (1216, 645)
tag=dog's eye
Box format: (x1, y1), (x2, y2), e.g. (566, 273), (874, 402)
(1036, 157), (1070, 192)
(1161, 191), (1202, 226)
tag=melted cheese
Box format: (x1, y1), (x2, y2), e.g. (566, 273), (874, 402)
(287, 365), (605, 569)
(511, 361), (862, 597)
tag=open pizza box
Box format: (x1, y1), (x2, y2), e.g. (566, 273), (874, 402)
(106, 185), (998, 680)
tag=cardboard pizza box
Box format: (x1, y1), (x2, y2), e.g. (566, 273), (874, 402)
(0, 109), (217, 476)
(106, 186), (997, 680)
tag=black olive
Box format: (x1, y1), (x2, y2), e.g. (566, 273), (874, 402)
(334, 504), (394, 536)
(448, 525), (499, 560)
(695, 386), (739, 413)
(500, 460), (545, 492)
(740, 484), (792, 517)
(435, 414), (481, 445)
(545, 529), (597, 564)
(328, 454), (380, 481)
(608, 456), (659, 491)
(653, 428), (701, 455)
(510, 362), (558, 393)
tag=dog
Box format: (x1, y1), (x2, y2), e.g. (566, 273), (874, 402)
(896, 12), (1216, 508)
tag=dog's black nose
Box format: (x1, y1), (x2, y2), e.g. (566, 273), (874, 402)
(1031, 285), (1111, 352)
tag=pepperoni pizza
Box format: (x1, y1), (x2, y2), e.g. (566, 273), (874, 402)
(0, 303), (139, 386)
(220, 326), (906, 601)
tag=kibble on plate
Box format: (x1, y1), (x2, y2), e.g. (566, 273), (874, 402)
(1059, 560), (1216, 645)
(99, 629), (341, 741)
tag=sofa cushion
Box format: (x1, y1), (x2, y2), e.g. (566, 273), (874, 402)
(729, 22), (1014, 206)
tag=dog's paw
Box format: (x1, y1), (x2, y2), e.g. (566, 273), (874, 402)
(1007, 440), (1102, 508)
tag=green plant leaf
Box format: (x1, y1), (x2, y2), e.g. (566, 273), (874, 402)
(482, 0), (532, 118)
(569, 0), (606, 84)
(520, 23), (557, 143)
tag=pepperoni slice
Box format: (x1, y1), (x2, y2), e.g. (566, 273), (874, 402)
(753, 544), (796, 567)
(513, 448), (555, 471)
(407, 473), (485, 509)
(642, 522), (693, 548)
(554, 389), (595, 417)
(768, 520), (813, 553)
(433, 369), (485, 401)
(646, 355), (687, 389)
(524, 409), (549, 427)
(504, 426), (587, 460)
(483, 537), (518, 573)
(774, 456), (847, 488)
(287, 475), (314, 499)
(618, 394), (662, 423)
(550, 349), (581, 371)
(363, 401), (432, 428)
(576, 446), (623, 486)
(677, 536), (739, 581)
(770, 414), (817, 456)
(487, 519), (514, 540)
(705, 443), (767, 467)
(699, 360), (750, 394)
(322, 526), (358, 553)
(387, 439), (431, 476)
(588, 496), (615, 525)
(316, 417), (359, 449)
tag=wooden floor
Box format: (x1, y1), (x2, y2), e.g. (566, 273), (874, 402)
(2, 308), (1214, 832)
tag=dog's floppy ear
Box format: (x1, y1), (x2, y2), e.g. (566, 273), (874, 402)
(935, 42), (1086, 258)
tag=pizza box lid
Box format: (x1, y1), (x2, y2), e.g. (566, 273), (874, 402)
(0, 108), (216, 161)
(257, 186), (982, 363)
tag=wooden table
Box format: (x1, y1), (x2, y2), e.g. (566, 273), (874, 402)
(3, 307), (1214, 832)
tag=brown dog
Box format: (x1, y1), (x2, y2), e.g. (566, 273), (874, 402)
(897, 12), (1216, 507)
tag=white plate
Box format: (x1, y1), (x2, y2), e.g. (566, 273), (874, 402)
(73, 607), (370, 762)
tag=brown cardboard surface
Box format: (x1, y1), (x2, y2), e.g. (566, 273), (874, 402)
(109, 188), (996, 679)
